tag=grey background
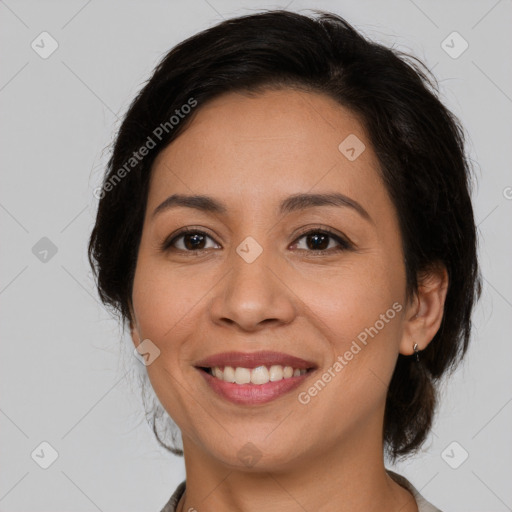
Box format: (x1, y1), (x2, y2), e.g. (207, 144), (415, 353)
(1, 0), (511, 510)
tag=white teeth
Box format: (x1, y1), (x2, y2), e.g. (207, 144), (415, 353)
(251, 366), (269, 384)
(210, 365), (308, 385)
(223, 366), (236, 383)
(269, 365), (283, 381)
(283, 366), (294, 379)
(234, 367), (251, 384)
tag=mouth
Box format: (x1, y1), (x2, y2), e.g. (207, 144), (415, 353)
(194, 351), (317, 405)
(198, 364), (310, 384)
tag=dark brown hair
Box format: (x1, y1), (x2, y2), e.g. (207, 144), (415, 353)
(88, 9), (482, 461)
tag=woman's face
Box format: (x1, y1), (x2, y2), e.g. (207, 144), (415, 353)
(130, 88), (415, 470)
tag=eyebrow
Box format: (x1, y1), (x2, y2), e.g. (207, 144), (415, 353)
(152, 192), (372, 223)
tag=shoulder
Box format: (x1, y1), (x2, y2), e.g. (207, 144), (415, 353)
(161, 474), (443, 512)
(386, 469), (443, 512)
(159, 480), (186, 512)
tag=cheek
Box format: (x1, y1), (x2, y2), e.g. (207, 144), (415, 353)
(298, 257), (406, 407)
(131, 257), (207, 428)
(131, 253), (206, 343)
(298, 252), (405, 343)
(296, 264), (405, 423)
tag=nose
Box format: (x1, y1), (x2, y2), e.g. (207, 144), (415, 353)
(208, 246), (297, 332)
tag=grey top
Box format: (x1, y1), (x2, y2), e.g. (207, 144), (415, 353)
(159, 469), (442, 511)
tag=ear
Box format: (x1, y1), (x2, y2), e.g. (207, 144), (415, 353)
(399, 262), (449, 356)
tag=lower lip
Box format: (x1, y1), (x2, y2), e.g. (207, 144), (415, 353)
(198, 369), (312, 405)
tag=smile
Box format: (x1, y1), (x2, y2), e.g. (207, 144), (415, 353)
(195, 351), (317, 405)
(203, 365), (308, 384)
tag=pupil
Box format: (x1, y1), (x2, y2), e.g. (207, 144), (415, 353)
(185, 233), (205, 250)
(182, 233), (330, 251)
(308, 233), (328, 250)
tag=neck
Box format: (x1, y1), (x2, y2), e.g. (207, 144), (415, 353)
(178, 420), (417, 512)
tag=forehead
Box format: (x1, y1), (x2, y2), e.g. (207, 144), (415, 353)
(148, 88), (388, 217)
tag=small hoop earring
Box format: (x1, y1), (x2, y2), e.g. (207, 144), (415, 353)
(413, 343), (420, 362)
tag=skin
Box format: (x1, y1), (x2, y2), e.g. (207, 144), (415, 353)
(129, 88), (449, 512)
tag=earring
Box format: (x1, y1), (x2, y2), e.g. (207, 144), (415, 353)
(413, 343), (420, 362)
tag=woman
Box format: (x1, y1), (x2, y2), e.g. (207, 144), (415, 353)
(88, 10), (481, 511)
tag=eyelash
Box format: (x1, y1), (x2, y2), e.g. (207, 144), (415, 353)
(160, 226), (353, 256)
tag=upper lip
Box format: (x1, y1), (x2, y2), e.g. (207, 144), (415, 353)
(194, 351), (317, 370)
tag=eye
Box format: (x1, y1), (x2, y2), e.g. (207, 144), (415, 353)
(290, 228), (352, 253)
(161, 226), (353, 254)
(162, 228), (220, 253)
